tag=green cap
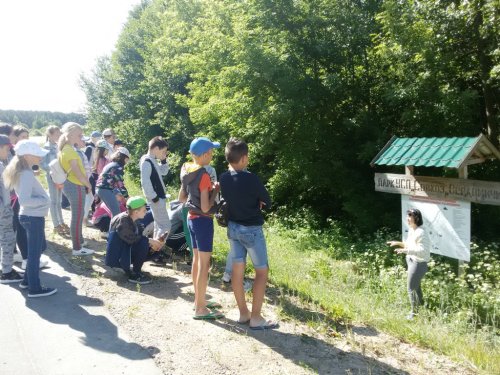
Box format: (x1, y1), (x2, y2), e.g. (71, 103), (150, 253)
(126, 196), (147, 210)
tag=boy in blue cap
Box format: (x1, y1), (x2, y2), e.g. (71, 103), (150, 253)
(105, 196), (163, 285)
(179, 137), (223, 319)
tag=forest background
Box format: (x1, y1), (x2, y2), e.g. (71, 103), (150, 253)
(1, 0), (499, 372)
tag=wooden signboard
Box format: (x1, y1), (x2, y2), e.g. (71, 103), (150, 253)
(374, 173), (500, 206)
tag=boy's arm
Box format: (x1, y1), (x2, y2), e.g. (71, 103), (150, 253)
(178, 185), (187, 203)
(256, 176), (271, 209)
(158, 158), (170, 176)
(200, 174), (218, 213)
(140, 158), (157, 201)
(116, 217), (142, 245)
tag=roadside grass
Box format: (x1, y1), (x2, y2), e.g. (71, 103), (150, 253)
(210, 221), (498, 374)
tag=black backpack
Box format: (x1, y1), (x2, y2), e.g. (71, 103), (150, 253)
(215, 197), (229, 227)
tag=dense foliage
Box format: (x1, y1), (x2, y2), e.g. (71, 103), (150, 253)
(81, 0), (500, 235)
(0, 109), (86, 130)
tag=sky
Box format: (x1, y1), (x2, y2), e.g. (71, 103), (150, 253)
(0, 0), (141, 114)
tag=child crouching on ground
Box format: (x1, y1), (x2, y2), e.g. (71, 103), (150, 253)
(220, 138), (278, 330)
(105, 196), (163, 285)
(179, 137), (223, 320)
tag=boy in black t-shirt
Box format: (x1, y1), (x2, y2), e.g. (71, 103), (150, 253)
(219, 138), (278, 330)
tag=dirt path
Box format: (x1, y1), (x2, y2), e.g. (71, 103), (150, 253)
(45, 211), (475, 375)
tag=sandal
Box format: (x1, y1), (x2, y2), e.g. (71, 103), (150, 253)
(193, 311), (224, 320)
(206, 301), (222, 309)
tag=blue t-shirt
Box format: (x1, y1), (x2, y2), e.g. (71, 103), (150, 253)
(219, 169), (271, 226)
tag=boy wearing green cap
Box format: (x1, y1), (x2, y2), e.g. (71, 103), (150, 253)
(105, 196), (163, 284)
(179, 137), (223, 319)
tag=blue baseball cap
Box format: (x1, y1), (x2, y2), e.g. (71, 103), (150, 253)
(189, 137), (220, 156)
(91, 131), (102, 138)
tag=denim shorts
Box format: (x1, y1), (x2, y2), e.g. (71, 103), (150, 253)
(188, 216), (214, 252)
(227, 221), (268, 269)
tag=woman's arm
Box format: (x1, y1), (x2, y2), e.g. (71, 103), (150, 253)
(405, 230), (427, 257)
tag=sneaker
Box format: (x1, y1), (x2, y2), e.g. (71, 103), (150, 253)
(406, 312), (417, 320)
(243, 279), (253, 293)
(81, 240), (88, 247)
(21, 256), (49, 270)
(222, 272), (231, 283)
(40, 254), (49, 268)
(13, 252), (23, 263)
(128, 272), (152, 285)
(28, 287), (57, 298)
(100, 232), (109, 240)
(0, 269), (23, 284)
(19, 281), (28, 289)
(72, 247), (95, 256)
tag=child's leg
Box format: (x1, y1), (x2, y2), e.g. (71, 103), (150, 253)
(0, 207), (15, 274)
(189, 217), (218, 316)
(64, 182), (86, 250)
(228, 222), (250, 320)
(131, 238), (150, 274)
(150, 198), (171, 240)
(241, 225), (270, 325)
(232, 261), (250, 321)
(19, 216), (44, 292)
(195, 251), (212, 314)
(224, 248), (233, 279)
(251, 267), (269, 322)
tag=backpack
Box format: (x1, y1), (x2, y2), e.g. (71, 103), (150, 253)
(214, 197), (229, 227)
(49, 157), (68, 184)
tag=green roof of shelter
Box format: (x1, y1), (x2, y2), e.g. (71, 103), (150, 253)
(371, 134), (500, 169)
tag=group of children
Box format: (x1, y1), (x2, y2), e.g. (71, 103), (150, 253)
(0, 121), (278, 328)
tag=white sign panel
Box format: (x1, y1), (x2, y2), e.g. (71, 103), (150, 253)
(401, 195), (471, 261)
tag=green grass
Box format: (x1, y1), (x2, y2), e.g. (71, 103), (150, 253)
(209, 223), (499, 374)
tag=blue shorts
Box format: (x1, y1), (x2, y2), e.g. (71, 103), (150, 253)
(188, 216), (214, 252)
(227, 221), (268, 269)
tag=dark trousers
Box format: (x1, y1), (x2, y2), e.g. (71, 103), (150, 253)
(131, 241), (149, 274)
(19, 216), (47, 293)
(61, 192), (70, 209)
(12, 198), (28, 259)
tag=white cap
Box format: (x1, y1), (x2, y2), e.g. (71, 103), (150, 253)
(116, 147), (130, 158)
(14, 140), (49, 158)
(102, 129), (114, 136)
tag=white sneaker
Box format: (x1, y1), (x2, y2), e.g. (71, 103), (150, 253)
(40, 254), (49, 268)
(72, 247), (94, 256)
(13, 252), (23, 263)
(21, 256), (49, 270)
(243, 279), (253, 293)
(222, 272), (231, 283)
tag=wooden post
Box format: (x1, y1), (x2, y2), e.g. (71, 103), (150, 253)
(457, 166), (468, 277)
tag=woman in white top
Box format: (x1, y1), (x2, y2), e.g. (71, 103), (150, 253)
(388, 208), (430, 319)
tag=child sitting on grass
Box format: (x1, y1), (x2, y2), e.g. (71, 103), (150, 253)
(105, 196), (163, 285)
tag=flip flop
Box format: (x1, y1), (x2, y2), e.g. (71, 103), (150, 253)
(193, 311), (224, 320)
(206, 301), (222, 309)
(249, 320), (279, 330)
